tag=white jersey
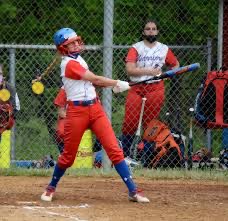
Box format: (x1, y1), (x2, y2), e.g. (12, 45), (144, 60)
(129, 41), (169, 83)
(60, 55), (97, 101)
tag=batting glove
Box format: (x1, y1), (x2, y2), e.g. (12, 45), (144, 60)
(113, 80), (130, 93)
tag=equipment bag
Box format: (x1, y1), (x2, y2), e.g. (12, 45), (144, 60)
(138, 119), (183, 168)
(194, 68), (228, 128)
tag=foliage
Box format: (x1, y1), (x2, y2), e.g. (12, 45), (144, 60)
(0, 0), (218, 45)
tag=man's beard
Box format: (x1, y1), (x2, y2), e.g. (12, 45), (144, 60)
(143, 34), (157, 43)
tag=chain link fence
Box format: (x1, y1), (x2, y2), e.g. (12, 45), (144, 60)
(0, 0), (227, 171)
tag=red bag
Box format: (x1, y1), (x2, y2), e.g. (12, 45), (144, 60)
(194, 69), (228, 128)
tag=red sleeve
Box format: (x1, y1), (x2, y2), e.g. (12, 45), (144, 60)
(125, 47), (138, 63)
(165, 48), (179, 68)
(54, 88), (67, 107)
(65, 60), (87, 80)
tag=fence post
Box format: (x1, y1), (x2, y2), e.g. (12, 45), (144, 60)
(9, 48), (16, 161)
(206, 38), (212, 152)
(102, 0), (114, 170)
(217, 0), (224, 68)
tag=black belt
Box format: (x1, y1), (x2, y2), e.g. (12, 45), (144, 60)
(67, 98), (98, 106)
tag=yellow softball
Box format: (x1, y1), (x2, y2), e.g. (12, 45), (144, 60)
(32, 81), (45, 95)
(0, 89), (11, 102)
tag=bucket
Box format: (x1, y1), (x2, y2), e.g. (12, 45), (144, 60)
(0, 130), (11, 168)
(72, 129), (93, 168)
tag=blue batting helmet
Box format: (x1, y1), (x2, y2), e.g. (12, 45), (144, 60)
(53, 28), (77, 46)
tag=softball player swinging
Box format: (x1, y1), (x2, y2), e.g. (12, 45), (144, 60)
(41, 28), (149, 203)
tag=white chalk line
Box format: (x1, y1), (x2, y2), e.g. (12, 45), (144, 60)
(1, 203), (90, 221)
(17, 201), (90, 209)
(24, 206), (88, 221)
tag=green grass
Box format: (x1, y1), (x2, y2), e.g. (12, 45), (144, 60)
(0, 167), (227, 182)
(133, 168), (228, 181)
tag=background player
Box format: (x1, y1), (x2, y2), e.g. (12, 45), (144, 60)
(0, 64), (20, 138)
(120, 19), (180, 157)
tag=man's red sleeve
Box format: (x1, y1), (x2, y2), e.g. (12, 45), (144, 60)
(125, 47), (138, 63)
(165, 49), (179, 68)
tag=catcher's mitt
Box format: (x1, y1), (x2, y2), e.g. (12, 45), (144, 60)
(0, 103), (14, 133)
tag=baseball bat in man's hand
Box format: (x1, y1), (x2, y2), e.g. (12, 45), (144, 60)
(130, 63), (200, 86)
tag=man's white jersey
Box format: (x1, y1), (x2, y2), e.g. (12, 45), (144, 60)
(129, 41), (169, 83)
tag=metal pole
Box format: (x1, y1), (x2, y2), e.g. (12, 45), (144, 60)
(9, 48), (16, 161)
(103, 0), (114, 119)
(206, 38), (212, 151)
(102, 0), (114, 170)
(207, 38), (212, 72)
(217, 0), (224, 68)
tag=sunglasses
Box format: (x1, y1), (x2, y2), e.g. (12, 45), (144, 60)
(144, 27), (157, 31)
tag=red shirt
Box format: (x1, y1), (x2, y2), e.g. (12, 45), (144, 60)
(54, 88), (67, 107)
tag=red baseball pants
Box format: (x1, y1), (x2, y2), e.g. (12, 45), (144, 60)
(58, 102), (124, 168)
(122, 81), (165, 135)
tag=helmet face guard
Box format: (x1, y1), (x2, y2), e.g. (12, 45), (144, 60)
(53, 28), (84, 55)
